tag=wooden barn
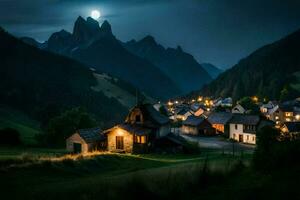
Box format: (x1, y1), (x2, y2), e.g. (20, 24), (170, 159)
(66, 128), (106, 154)
(104, 103), (172, 153)
(182, 115), (215, 136)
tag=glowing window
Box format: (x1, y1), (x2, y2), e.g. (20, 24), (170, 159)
(135, 135), (147, 144)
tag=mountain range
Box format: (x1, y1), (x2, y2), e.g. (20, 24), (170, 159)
(0, 27), (141, 129)
(21, 16), (213, 99)
(196, 28), (300, 101)
(124, 36), (212, 92)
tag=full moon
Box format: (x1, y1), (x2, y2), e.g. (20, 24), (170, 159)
(91, 10), (101, 20)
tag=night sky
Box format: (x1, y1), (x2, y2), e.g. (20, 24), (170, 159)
(1, 0), (300, 69)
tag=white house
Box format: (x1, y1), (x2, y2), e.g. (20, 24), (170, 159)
(229, 114), (260, 144)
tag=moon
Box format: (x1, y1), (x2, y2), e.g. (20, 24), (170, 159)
(91, 10), (101, 20)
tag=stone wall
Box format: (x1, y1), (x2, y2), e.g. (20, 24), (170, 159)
(107, 128), (134, 153)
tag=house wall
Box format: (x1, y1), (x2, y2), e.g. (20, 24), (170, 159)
(212, 124), (224, 134)
(229, 124), (256, 144)
(66, 133), (89, 153)
(107, 128), (134, 153)
(181, 125), (198, 135)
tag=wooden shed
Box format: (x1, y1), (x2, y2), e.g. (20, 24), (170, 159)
(66, 128), (106, 154)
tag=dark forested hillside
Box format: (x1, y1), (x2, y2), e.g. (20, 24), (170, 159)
(0, 27), (128, 128)
(124, 36), (212, 93)
(198, 28), (300, 101)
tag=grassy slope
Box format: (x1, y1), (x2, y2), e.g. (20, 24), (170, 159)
(0, 106), (40, 145)
(91, 73), (137, 108)
(0, 152), (248, 199)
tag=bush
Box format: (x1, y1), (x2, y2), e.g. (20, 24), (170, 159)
(253, 126), (300, 171)
(0, 128), (22, 146)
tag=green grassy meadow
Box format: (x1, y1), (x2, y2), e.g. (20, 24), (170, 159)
(0, 106), (41, 145)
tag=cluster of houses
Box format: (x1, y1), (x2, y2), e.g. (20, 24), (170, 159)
(67, 103), (183, 154)
(163, 97), (300, 144)
(66, 97), (300, 154)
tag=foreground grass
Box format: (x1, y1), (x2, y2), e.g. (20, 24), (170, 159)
(0, 150), (297, 200)
(0, 151), (248, 200)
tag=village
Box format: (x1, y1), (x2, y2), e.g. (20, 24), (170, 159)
(66, 96), (300, 154)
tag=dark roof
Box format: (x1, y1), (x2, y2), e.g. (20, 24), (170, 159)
(279, 105), (294, 112)
(208, 112), (233, 125)
(183, 115), (206, 126)
(285, 122), (300, 132)
(229, 114), (260, 125)
(118, 123), (152, 135)
(78, 127), (105, 143)
(137, 104), (170, 125)
(177, 107), (192, 115)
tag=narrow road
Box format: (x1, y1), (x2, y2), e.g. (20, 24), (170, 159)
(180, 134), (255, 153)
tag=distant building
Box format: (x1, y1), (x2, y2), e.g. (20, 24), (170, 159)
(207, 112), (233, 134)
(229, 115), (260, 144)
(280, 122), (300, 138)
(66, 128), (106, 154)
(182, 115), (215, 136)
(190, 103), (205, 117)
(175, 107), (193, 121)
(232, 104), (246, 114)
(270, 103), (300, 127)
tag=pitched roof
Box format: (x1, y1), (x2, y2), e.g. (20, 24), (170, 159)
(177, 107), (192, 115)
(285, 122), (300, 132)
(280, 105), (294, 112)
(118, 123), (152, 135)
(229, 114), (260, 125)
(77, 127), (105, 143)
(208, 112), (233, 125)
(138, 104), (170, 125)
(183, 115), (206, 126)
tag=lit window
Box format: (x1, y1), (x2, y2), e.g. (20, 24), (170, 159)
(285, 112), (293, 117)
(286, 118), (291, 122)
(135, 135), (147, 144)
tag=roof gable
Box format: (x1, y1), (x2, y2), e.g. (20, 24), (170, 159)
(77, 127), (104, 143)
(208, 112), (233, 124)
(183, 115), (206, 126)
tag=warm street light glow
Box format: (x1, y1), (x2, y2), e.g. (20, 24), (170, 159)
(252, 96), (258, 102)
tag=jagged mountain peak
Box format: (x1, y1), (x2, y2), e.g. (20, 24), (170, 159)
(176, 45), (183, 52)
(138, 35), (158, 47)
(99, 20), (113, 37)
